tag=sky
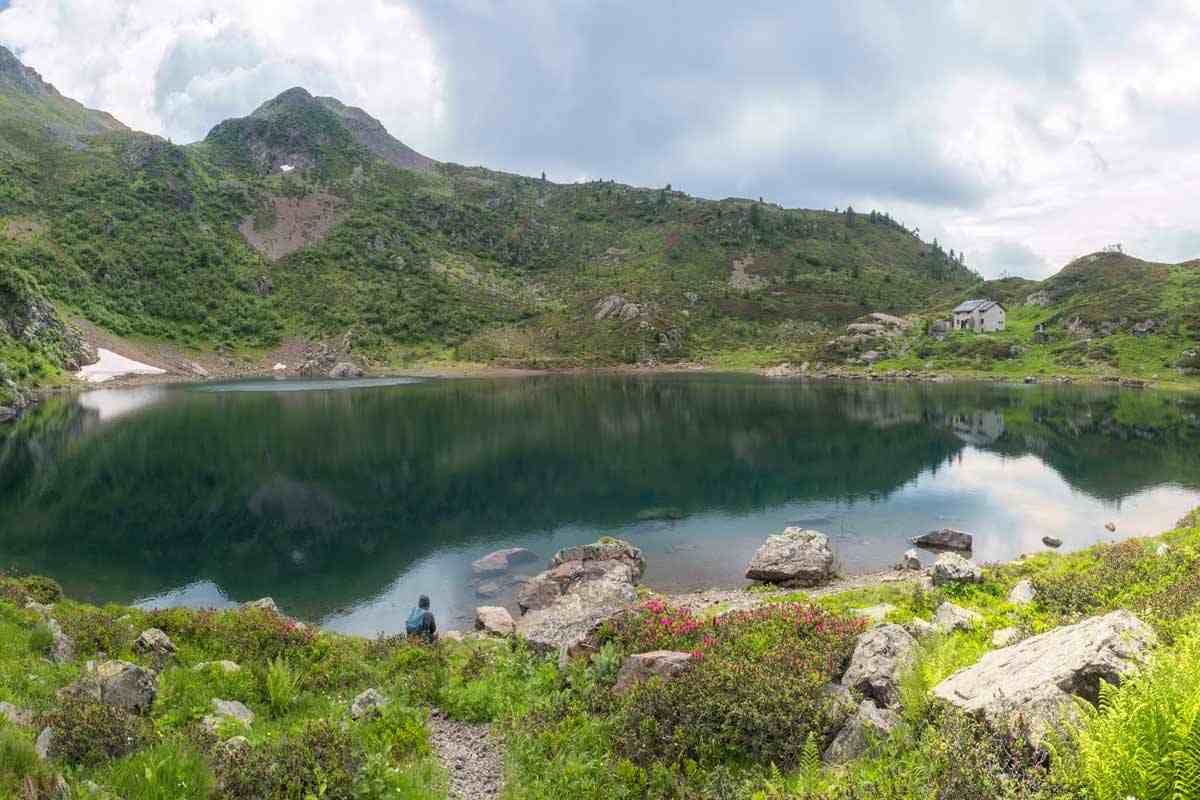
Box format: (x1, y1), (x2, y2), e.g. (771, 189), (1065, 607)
(2, 0), (1199, 279)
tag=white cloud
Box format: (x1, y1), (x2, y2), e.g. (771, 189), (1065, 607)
(0, 0), (444, 146)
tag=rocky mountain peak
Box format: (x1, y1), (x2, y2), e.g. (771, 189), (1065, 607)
(0, 44), (60, 97)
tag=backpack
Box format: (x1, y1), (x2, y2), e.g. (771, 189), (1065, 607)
(405, 607), (427, 636)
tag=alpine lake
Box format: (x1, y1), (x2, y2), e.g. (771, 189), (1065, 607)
(1, 373), (1198, 635)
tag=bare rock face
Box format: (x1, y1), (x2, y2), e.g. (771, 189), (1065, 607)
(840, 624), (918, 709)
(350, 688), (387, 721)
(475, 606), (516, 637)
(133, 628), (177, 659)
(931, 552), (982, 586)
(1008, 579), (1036, 605)
(744, 528), (835, 587)
(932, 611), (1157, 747)
(823, 700), (902, 764)
(613, 651), (693, 693)
(515, 577), (637, 655)
(471, 547), (539, 577)
(933, 602), (982, 633)
(911, 528), (973, 551)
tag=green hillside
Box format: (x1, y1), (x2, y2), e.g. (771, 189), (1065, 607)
(1, 44), (1198, 408)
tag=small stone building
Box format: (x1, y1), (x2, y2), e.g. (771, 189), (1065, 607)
(952, 299), (1006, 333)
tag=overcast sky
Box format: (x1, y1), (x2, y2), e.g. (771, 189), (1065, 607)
(2, 1), (1198, 278)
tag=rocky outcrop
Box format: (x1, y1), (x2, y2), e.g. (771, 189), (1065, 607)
(513, 538), (644, 654)
(328, 362), (364, 379)
(61, 661), (158, 715)
(472, 548), (539, 577)
(840, 624), (917, 709)
(242, 597), (281, 614)
(203, 699), (255, 734)
(932, 602), (981, 633)
(475, 606), (516, 637)
(931, 552), (982, 586)
(932, 611), (1157, 747)
(593, 294), (642, 322)
(897, 549), (921, 571)
(823, 700), (901, 764)
(44, 618), (74, 664)
(350, 689), (387, 720)
(744, 528), (835, 587)
(613, 651), (693, 693)
(911, 528), (973, 551)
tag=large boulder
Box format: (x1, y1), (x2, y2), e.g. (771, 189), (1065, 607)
(471, 547), (539, 577)
(1008, 579), (1036, 605)
(823, 700), (902, 764)
(932, 611), (1157, 747)
(931, 552), (982, 586)
(515, 577), (637, 655)
(840, 624), (918, 709)
(328, 362), (363, 379)
(613, 651), (693, 693)
(96, 660), (157, 715)
(516, 559), (639, 613)
(744, 528), (835, 587)
(550, 539), (645, 577)
(475, 606), (516, 637)
(911, 528), (973, 551)
(350, 689), (387, 721)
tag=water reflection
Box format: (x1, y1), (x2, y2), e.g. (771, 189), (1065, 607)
(0, 375), (1198, 633)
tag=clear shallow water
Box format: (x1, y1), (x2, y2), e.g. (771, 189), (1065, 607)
(1, 375), (1199, 634)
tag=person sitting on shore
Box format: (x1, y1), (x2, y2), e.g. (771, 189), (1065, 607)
(405, 594), (437, 642)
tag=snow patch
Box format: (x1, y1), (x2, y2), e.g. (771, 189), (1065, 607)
(76, 348), (166, 383)
(280, 164), (295, 173)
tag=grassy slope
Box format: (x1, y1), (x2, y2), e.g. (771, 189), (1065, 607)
(1, 512), (1198, 799)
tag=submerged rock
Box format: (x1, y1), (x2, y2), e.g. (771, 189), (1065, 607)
(932, 610), (1156, 747)
(744, 528), (835, 587)
(911, 528), (973, 551)
(840, 624), (917, 709)
(471, 547), (539, 577)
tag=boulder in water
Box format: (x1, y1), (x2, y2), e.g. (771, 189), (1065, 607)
(911, 528), (973, 551)
(744, 528), (835, 587)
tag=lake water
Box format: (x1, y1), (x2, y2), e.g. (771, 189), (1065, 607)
(1, 374), (1198, 635)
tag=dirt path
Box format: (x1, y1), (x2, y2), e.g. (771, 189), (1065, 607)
(429, 708), (504, 800)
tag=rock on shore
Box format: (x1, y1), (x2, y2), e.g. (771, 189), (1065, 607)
(744, 528), (835, 587)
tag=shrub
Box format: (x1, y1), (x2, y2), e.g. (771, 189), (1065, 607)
(213, 719), (361, 800)
(1059, 621), (1200, 800)
(356, 701), (431, 762)
(439, 643), (554, 723)
(612, 603), (863, 769)
(42, 698), (152, 766)
(0, 725), (53, 793)
(56, 604), (136, 657)
(142, 606), (316, 664)
(96, 740), (214, 800)
(0, 574), (63, 606)
(27, 622), (54, 656)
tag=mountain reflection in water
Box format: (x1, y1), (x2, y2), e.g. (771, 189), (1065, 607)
(1, 375), (1197, 634)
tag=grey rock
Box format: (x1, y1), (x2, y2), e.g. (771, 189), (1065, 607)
(202, 699), (255, 734)
(25, 601), (54, 619)
(1156, 543), (1171, 557)
(744, 528), (835, 587)
(217, 735), (251, 761)
(931, 552), (982, 586)
(613, 651), (693, 693)
(933, 611), (1157, 747)
(905, 618), (936, 639)
(241, 597), (280, 614)
(472, 547), (539, 577)
(854, 604), (897, 625)
(516, 559), (638, 613)
(933, 602), (982, 633)
(1008, 579), (1036, 605)
(550, 539), (645, 578)
(133, 628), (176, 658)
(45, 618), (74, 664)
(35, 727), (55, 759)
(0, 701), (33, 727)
(992, 627), (1021, 648)
(911, 528), (973, 551)
(897, 549), (921, 571)
(328, 362), (363, 379)
(193, 660), (242, 674)
(823, 700), (901, 764)
(515, 577), (637, 655)
(841, 624), (918, 709)
(350, 688), (387, 720)
(96, 660), (157, 715)
(474, 606), (516, 637)
(1042, 536), (1063, 548)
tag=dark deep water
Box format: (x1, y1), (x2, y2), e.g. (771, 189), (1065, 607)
(1, 374), (1199, 634)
